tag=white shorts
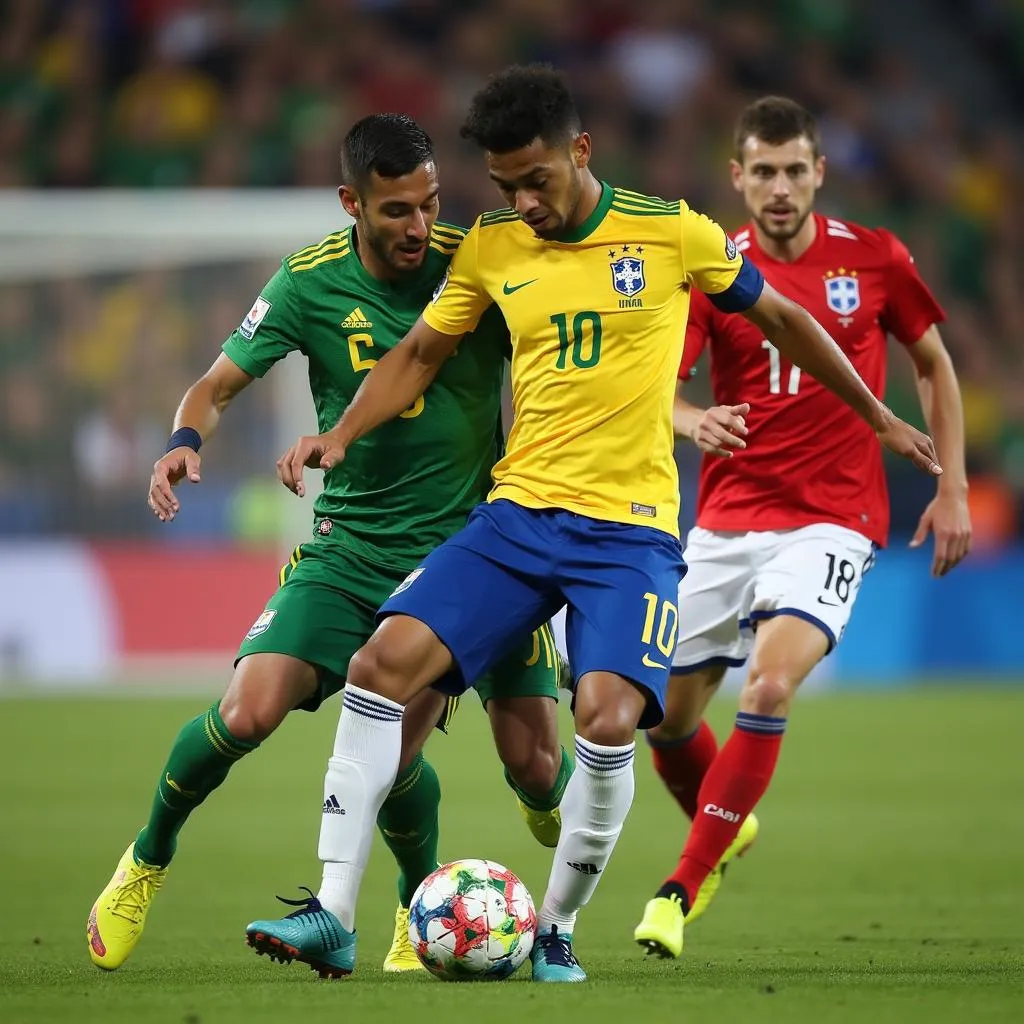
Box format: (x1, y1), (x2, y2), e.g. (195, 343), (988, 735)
(673, 523), (876, 672)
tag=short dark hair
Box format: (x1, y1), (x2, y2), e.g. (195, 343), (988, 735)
(734, 97), (821, 161)
(340, 114), (434, 188)
(460, 64), (581, 153)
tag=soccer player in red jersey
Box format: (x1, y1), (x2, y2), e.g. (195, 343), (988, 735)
(634, 96), (972, 958)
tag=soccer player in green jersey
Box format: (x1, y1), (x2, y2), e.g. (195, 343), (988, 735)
(87, 114), (569, 976)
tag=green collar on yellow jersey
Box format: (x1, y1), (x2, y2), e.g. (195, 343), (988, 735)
(554, 181), (614, 244)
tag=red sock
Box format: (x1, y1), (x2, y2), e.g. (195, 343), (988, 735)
(664, 713), (786, 909)
(650, 720), (719, 820)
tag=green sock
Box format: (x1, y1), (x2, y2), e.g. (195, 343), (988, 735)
(376, 752), (441, 907)
(505, 745), (573, 812)
(134, 703), (258, 868)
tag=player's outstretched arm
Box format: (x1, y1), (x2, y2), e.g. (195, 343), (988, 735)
(149, 353), (254, 522)
(905, 325), (972, 576)
(280, 318), (464, 497)
(673, 382), (749, 458)
(742, 282), (942, 476)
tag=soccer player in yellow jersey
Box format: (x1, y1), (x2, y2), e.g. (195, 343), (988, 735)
(256, 65), (940, 982)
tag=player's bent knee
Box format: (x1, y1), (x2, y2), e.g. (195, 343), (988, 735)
(345, 644), (394, 698)
(347, 617), (452, 704)
(578, 715), (637, 748)
(739, 671), (793, 717)
(504, 743), (560, 795)
(220, 653), (318, 742)
(346, 640), (421, 704)
(574, 672), (648, 745)
(218, 692), (282, 744)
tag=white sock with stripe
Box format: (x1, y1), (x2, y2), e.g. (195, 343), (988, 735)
(537, 736), (636, 934)
(317, 685), (404, 932)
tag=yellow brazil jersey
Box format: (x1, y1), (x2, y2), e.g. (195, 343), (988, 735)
(423, 182), (763, 538)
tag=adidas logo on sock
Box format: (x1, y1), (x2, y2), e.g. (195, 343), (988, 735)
(322, 794), (346, 815)
(340, 307), (373, 330)
(566, 861), (600, 875)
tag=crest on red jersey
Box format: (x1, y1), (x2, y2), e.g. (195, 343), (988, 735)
(824, 270), (860, 316)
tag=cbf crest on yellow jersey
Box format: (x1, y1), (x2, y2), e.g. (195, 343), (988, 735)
(423, 182), (764, 537)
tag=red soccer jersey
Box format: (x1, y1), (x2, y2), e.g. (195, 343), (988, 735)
(681, 213), (944, 547)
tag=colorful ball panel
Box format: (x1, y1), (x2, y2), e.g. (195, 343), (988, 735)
(408, 859), (537, 981)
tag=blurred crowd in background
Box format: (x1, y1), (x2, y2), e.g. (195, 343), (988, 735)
(1, 0), (1022, 545)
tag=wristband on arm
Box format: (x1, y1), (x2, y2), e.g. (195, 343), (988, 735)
(165, 427), (202, 454)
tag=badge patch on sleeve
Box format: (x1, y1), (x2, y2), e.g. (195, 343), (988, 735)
(244, 609), (276, 640)
(725, 236), (737, 261)
(390, 567), (423, 597)
(239, 297), (272, 340)
(432, 270), (449, 303)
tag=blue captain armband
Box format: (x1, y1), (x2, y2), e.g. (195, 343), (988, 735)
(706, 256), (765, 314)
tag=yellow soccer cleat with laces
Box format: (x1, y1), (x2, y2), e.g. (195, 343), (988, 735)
(87, 843), (167, 969)
(382, 905), (425, 973)
(516, 797), (562, 848)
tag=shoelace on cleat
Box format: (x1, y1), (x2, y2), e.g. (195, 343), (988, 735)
(110, 868), (164, 923)
(388, 914), (417, 961)
(272, 887), (349, 952)
(536, 925), (579, 968)
(393, 907), (413, 949)
(275, 886), (326, 919)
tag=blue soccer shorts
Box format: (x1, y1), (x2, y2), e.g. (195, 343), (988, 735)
(379, 499), (685, 728)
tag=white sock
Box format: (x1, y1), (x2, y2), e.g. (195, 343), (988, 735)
(316, 685), (404, 932)
(538, 736), (635, 935)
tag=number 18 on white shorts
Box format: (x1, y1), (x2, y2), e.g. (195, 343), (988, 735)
(673, 523), (876, 671)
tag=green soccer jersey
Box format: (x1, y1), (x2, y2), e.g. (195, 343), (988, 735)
(222, 221), (507, 570)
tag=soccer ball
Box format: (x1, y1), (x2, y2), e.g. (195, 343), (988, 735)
(408, 859), (536, 980)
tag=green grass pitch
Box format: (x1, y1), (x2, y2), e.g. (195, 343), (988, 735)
(1, 686), (1022, 1023)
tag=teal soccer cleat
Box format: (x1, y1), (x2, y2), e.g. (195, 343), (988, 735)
(245, 887), (356, 979)
(530, 925), (586, 982)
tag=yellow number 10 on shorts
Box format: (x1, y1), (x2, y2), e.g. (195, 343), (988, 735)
(641, 593), (679, 668)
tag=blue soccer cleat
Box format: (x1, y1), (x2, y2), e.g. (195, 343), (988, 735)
(530, 924), (586, 982)
(245, 887), (356, 979)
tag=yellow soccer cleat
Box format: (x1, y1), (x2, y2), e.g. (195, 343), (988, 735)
(686, 812), (760, 925)
(516, 797), (562, 848)
(634, 893), (685, 959)
(382, 905), (425, 973)
(87, 843), (167, 969)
